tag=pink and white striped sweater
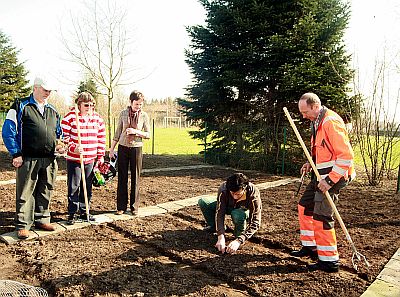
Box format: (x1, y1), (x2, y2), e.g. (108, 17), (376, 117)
(61, 109), (106, 164)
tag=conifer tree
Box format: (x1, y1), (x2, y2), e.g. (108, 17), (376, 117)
(76, 78), (99, 102)
(180, 0), (354, 171)
(0, 31), (30, 111)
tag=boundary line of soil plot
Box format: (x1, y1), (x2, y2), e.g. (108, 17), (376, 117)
(360, 248), (400, 297)
(0, 165), (216, 186)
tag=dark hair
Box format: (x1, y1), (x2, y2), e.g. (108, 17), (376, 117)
(75, 92), (95, 105)
(226, 173), (249, 192)
(129, 90), (145, 102)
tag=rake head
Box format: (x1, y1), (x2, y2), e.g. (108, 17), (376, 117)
(352, 250), (371, 278)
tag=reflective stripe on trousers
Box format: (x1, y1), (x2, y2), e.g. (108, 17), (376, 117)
(314, 220), (339, 261)
(298, 204), (339, 261)
(298, 205), (316, 247)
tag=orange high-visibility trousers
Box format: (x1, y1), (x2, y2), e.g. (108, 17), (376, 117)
(297, 179), (346, 262)
(313, 219), (338, 261)
(298, 205), (316, 247)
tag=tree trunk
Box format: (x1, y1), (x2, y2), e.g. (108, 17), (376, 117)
(108, 92), (112, 148)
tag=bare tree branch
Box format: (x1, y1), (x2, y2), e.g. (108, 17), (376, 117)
(352, 53), (400, 186)
(60, 0), (138, 147)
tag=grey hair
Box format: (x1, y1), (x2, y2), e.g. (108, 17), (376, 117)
(299, 92), (321, 106)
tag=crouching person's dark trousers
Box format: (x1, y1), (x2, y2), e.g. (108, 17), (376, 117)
(198, 196), (249, 237)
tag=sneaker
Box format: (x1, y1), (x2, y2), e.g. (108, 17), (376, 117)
(129, 207), (138, 216)
(290, 246), (318, 260)
(80, 213), (96, 222)
(307, 260), (339, 273)
(115, 210), (124, 215)
(125, 209), (138, 216)
(17, 229), (29, 240)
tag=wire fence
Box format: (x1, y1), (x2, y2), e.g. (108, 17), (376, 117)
(0, 112), (305, 175)
(200, 122), (305, 175)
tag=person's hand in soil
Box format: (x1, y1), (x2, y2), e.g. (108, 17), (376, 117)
(225, 239), (241, 254)
(215, 234), (226, 253)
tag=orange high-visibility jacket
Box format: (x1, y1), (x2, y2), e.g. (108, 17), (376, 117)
(312, 108), (355, 185)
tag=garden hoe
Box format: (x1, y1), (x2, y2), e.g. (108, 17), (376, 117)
(75, 105), (91, 223)
(283, 107), (370, 274)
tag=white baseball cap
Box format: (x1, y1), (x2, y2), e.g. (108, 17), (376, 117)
(33, 76), (57, 91)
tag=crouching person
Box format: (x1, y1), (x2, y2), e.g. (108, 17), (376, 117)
(198, 173), (262, 254)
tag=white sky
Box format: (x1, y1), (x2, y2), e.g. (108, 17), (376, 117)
(0, 0), (206, 101)
(345, 0), (400, 122)
(1, 0), (400, 120)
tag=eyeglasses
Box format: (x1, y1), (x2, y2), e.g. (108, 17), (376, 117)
(83, 103), (95, 107)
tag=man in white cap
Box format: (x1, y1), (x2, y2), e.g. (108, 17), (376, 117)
(2, 76), (64, 239)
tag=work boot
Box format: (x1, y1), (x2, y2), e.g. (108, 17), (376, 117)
(35, 223), (55, 231)
(307, 260), (339, 273)
(17, 229), (29, 240)
(290, 246), (318, 259)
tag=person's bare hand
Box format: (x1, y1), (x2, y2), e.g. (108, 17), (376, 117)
(55, 144), (65, 155)
(318, 179), (332, 193)
(127, 128), (143, 137)
(126, 128), (137, 135)
(300, 162), (311, 175)
(12, 156), (23, 168)
(225, 239), (241, 254)
(109, 149), (116, 160)
(74, 145), (84, 154)
(215, 235), (226, 253)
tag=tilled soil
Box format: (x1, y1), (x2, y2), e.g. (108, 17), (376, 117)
(0, 144), (399, 297)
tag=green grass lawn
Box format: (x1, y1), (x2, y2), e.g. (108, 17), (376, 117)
(352, 136), (400, 168)
(120, 127), (400, 173)
(143, 127), (204, 155)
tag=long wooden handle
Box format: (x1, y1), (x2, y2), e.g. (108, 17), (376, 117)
(74, 105), (90, 222)
(283, 107), (357, 253)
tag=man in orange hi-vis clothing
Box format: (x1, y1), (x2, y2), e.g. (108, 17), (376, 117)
(290, 92), (355, 273)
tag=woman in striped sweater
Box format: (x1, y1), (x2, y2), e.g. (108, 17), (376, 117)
(61, 92), (106, 224)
